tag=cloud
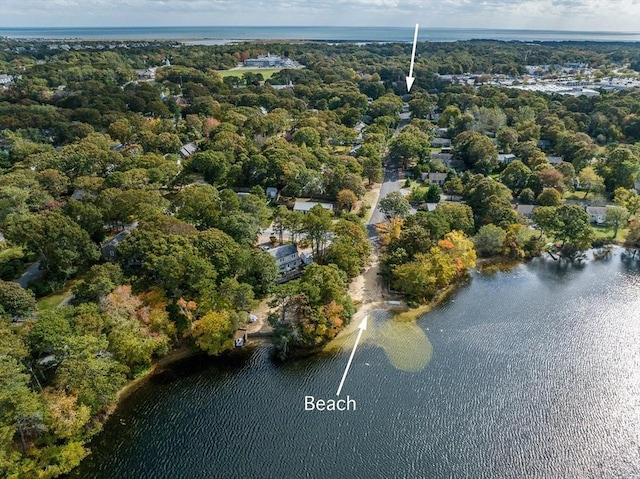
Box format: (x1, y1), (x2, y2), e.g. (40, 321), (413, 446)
(0, 0), (638, 31)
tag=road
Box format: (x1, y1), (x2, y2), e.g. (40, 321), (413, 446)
(16, 260), (44, 288)
(366, 105), (412, 231)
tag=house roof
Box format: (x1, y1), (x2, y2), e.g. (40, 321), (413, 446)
(516, 204), (536, 215)
(498, 153), (516, 162)
(293, 201), (334, 212)
(546, 155), (564, 164)
(585, 206), (607, 216)
(428, 172), (448, 181)
(267, 243), (298, 260)
(179, 142), (198, 158)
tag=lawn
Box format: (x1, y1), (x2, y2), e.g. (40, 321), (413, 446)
(36, 278), (82, 312)
(217, 68), (280, 80)
(592, 224), (629, 243)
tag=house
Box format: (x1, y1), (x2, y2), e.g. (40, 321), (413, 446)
(498, 153), (516, 164)
(138, 67), (157, 80)
(243, 54), (297, 68)
(293, 201), (334, 214)
(634, 180), (640, 193)
(266, 187), (278, 200)
(585, 206), (607, 224)
(537, 139), (552, 150)
(179, 142), (198, 159)
(515, 204), (536, 219)
(267, 243), (302, 274)
(422, 172), (448, 186)
(300, 251), (313, 265)
(546, 155), (564, 165)
(431, 138), (452, 148)
(0, 74), (14, 86)
(101, 222), (138, 261)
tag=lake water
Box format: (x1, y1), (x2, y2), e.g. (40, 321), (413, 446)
(1, 26), (639, 43)
(70, 251), (639, 478)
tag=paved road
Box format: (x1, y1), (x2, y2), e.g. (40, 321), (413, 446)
(16, 260), (44, 288)
(366, 105), (412, 231)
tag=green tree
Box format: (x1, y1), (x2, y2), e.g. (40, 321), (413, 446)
(379, 191), (411, 219)
(536, 187), (563, 206)
(473, 224), (506, 257)
(577, 166), (605, 198)
(5, 211), (99, 281)
(605, 206), (630, 239)
(191, 310), (235, 355)
(0, 281), (36, 320)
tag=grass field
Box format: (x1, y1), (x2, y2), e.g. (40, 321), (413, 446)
(217, 68), (280, 80)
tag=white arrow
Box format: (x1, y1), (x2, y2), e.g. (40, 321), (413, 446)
(406, 23), (419, 92)
(336, 316), (368, 396)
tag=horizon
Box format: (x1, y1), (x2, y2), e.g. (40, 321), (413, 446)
(1, 25), (639, 34)
(1, 0), (639, 32)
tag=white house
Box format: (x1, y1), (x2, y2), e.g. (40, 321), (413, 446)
(498, 153), (516, 164)
(267, 243), (302, 274)
(585, 206), (607, 224)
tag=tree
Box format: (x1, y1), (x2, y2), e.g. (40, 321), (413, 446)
(605, 206), (630, 239)
(379, 191), (411, 219)
(536, 187), (562, 206)
(500, 160), (532, 196)
(173, 184), (220, 230)
(0, 281), (36, 320)
(614, 187), (640, 216)
(360, 156), (383, 185)
(533, 204), (594, 259)
(5, 211), (99, 281)
(336, 189), (358, 212)
(55, 334), (128, 413)
(453, 131), (498, 174)
(473, 224), (506, 257)
(325, 219), (370, 278)
(303, 205), (334, 259)
(292, 127), (321, 148)
(191, 311), (236, 356)
(72, 263), (124, 304)
(577, 166), (605, 198)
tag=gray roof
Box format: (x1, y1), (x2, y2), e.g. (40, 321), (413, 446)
(546, 155), (564, 164)
(293, 201), (334, 212)
(585, 206), (607, 216)
(267, 243), (298, 260)
(498, 153), (516, 162)
(516, 204), (536, 216)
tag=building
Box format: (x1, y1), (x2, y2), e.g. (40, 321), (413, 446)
(422, 172), (448, 186)
(585, 206), (607, 224)
(431, 138), (452, 148)
(267, 243), (302, 274)
(546, 155), (564, 165)
(498, 153), (516, 164)
(266, 187), (278, 200)
(293, 201), (334, 214)
(101, 223), (139, 261)
(179, 142), (198, 159)
(515, 204), (536, 219)
(243, 54), (297, 68)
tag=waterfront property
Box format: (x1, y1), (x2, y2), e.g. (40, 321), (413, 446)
(585, 206), (608, 224)
(267, 243), (302, 274)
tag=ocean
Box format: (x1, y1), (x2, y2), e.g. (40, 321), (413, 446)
(0, 26), (639, 43)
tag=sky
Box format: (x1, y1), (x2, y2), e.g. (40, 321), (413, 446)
(0, 0), (639, 32)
